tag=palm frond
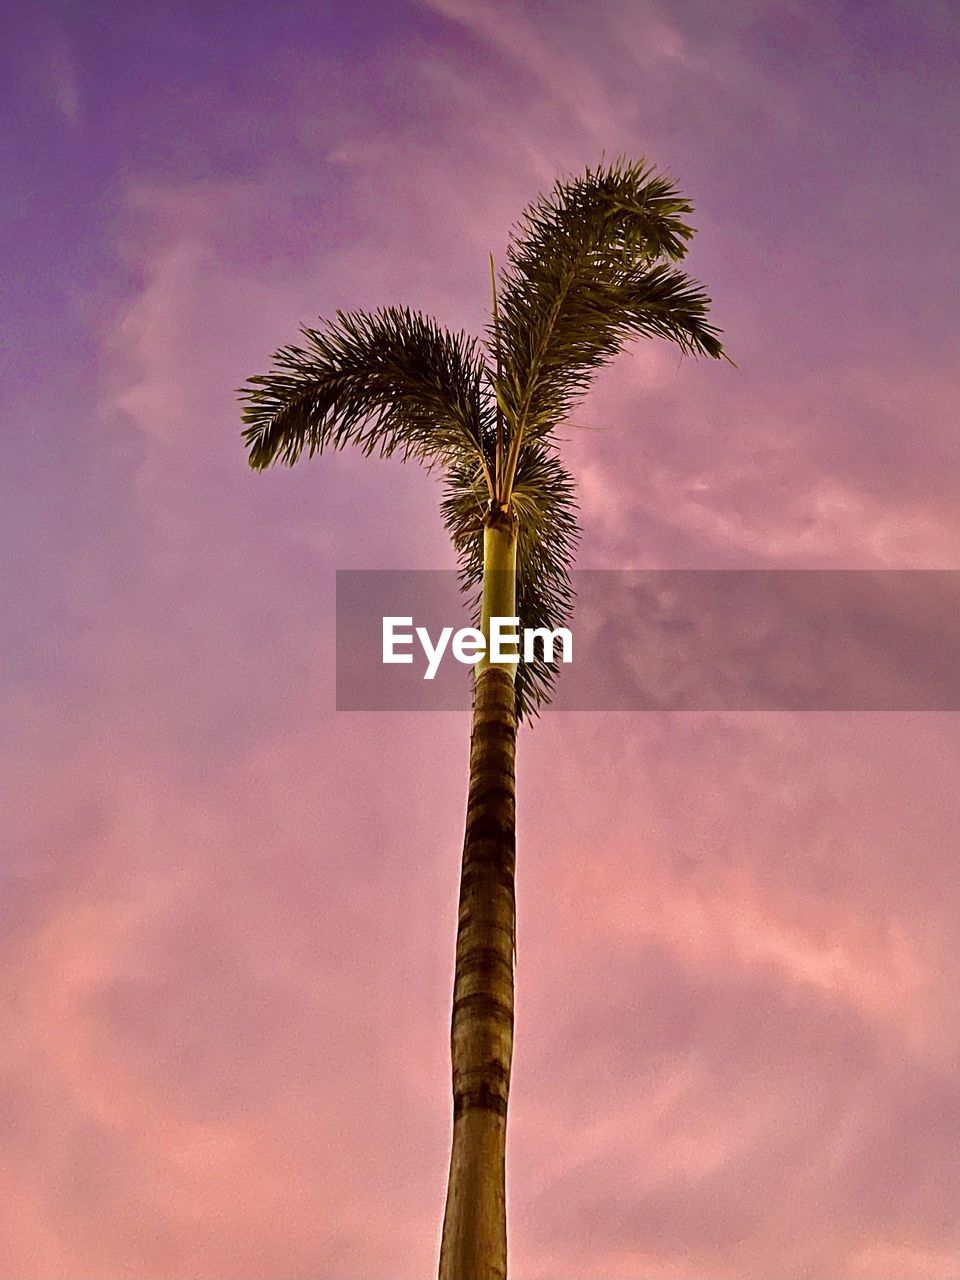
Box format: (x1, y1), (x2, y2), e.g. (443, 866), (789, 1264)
(491, 157), (725, 491)
(442, 444), (580, 720)
(515, 260), (724, 447)
(240, 307), (495, 480)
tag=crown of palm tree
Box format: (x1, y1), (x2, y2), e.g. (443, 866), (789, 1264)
(240, 157), (725, 718)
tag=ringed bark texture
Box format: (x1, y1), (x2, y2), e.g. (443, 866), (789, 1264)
(438, 663), (517, 1280)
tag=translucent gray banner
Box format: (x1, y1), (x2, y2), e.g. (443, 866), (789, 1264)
(335, 570), (960, 711)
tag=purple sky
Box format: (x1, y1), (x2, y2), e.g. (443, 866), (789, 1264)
(1, 2), (958, 1277)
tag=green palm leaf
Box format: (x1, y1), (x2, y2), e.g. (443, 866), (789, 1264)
(240, 306), (494, 478)
(491, 157), (725, 493)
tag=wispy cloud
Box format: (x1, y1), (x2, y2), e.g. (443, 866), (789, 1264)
(47, 40), (79, 126)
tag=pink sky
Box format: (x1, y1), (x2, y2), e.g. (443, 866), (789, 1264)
(1, 1), (958, 1276)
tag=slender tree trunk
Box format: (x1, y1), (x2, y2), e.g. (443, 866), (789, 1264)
(438, 509), (518, 1280)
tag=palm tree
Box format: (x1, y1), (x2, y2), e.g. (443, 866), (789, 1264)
(239, 158), (724, 1280)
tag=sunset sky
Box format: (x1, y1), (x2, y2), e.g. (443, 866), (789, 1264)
(1, 2), (958, 1277)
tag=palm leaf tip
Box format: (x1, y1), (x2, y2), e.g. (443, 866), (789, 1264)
(240, 379), (290, 469)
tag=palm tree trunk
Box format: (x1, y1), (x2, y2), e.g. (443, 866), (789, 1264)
(438, 510), (518, 1280)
